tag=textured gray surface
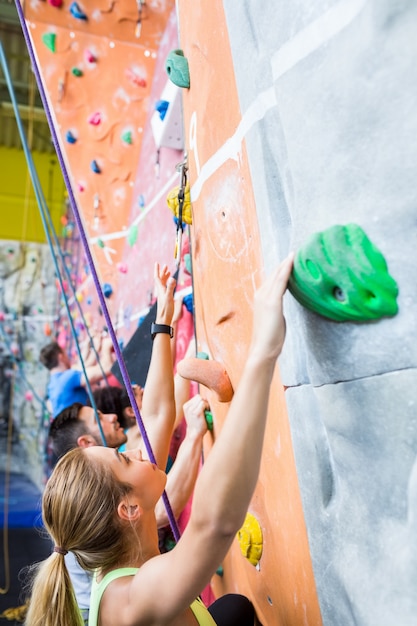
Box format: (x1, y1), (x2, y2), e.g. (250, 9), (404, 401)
(223, 0), (417, 623)
(285, 379), (417, 625)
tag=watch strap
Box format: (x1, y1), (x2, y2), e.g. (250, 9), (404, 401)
(150, 323), (174, 340)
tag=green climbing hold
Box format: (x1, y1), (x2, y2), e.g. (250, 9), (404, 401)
(71, 67), (83, 77)
(204, 410), (213, 431)
(127, 224), (138, 247)
(288, 223), (399, 322)
(165, 49), (190, 88)
(121, 130), (133, 145)
(42, 32), (57, 53)
(97, 239), (105, 249)
(184, 252), (192, 275)
(197, 351), (209, 360)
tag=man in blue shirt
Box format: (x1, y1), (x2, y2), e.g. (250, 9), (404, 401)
(40, 335), (114, 417)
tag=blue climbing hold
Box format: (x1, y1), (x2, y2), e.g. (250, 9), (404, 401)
(165, 49), (190, 88)
(91, 160), (101, 174)
(155, 99), (169, 121)
(65, 130), (77, 144)
(102, 283), (113, 298)
(70, 2), (87, 20)
(183, 293), (193, 314)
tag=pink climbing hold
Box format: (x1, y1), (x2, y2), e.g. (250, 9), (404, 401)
(116, 262), (128, 274)
(24, 391), (34, 402)
(85, 49), (97, 64)
(48, 0), (63, 6)
(125, 68), (147, 88)
(57, 329), (67, 349)
(55, 279), (68, 293)
(78, 181), (86, 192)
(88, 111), (101, 126)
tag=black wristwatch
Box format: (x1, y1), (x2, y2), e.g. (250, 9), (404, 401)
(150, 323), (174, 340)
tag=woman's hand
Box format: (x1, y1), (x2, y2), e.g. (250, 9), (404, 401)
(249, 252), (294, 363)
(154, 262), (176, 326)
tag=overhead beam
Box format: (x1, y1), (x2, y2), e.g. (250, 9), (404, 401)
(0, 101), (48, 123)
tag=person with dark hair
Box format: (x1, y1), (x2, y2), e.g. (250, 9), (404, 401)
(25, 254), (294, 626)
(48, 401), (128, 459)
(40, 333), (114, 417)
(90, 384), (142, 452)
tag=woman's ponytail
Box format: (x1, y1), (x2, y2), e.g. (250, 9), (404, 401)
(25, 551), (83, 626)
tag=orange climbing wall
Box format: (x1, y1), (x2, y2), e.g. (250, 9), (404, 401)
(23, 0), (176, 294)
(21, 0), (188, 348)
(177, 1), (323, 624)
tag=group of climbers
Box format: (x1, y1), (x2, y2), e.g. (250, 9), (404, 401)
(27, 254), (294, 625)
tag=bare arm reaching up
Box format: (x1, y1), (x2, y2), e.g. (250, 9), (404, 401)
(121, 253), (295, 624)
(139, 263), (176, 469)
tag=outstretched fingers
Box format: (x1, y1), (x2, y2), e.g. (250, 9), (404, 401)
(154, 262), (170, 288)
(154, 262), (176, 325)
(251, 252), (295, 361)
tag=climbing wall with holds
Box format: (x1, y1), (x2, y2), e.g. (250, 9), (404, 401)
(24, 0), (158, 287)
(175, 2), (322, 625)
(176, 0), (417, 624)
(0, 240), (58, 486)
(20, 1), (190, 351)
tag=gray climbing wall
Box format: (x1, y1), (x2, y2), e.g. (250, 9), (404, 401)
(223, 1), (417, 624)
(0, 240), (58, 487)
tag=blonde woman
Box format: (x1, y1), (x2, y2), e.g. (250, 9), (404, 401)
(25, 254), (294, 626)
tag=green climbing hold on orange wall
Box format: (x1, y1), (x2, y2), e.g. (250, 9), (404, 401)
(288, 223), (399, 322)
(42, 33), (57, 53)
(165, 49), (190, 88)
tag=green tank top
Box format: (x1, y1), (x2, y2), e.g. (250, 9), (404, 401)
(88, 567), (216, 626)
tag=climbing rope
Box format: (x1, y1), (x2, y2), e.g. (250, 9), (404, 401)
(42, 198), (109, 386)
(13, 5), (180, 542)
(135, 0), (147, 38)
(174, 153), (188, 269)
(0, 41), (107, 447)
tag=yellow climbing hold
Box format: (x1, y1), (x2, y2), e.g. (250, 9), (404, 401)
(237, 512), (263, 567)
(0, 602), (28, 621)
(166, 183), (192, 225)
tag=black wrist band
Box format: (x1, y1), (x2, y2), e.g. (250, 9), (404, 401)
(150, 323), (174, 340)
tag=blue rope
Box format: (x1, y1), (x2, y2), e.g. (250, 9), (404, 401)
(42, 200), (109, 386)
(0, 41), (107, 446)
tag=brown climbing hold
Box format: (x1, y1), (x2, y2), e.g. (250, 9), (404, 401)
(177, 357), (234, 402)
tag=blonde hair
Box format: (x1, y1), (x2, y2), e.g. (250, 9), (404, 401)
(25, 447), (133, 626)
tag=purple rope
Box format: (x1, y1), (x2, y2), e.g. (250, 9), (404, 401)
(14, 2), (180, 543)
